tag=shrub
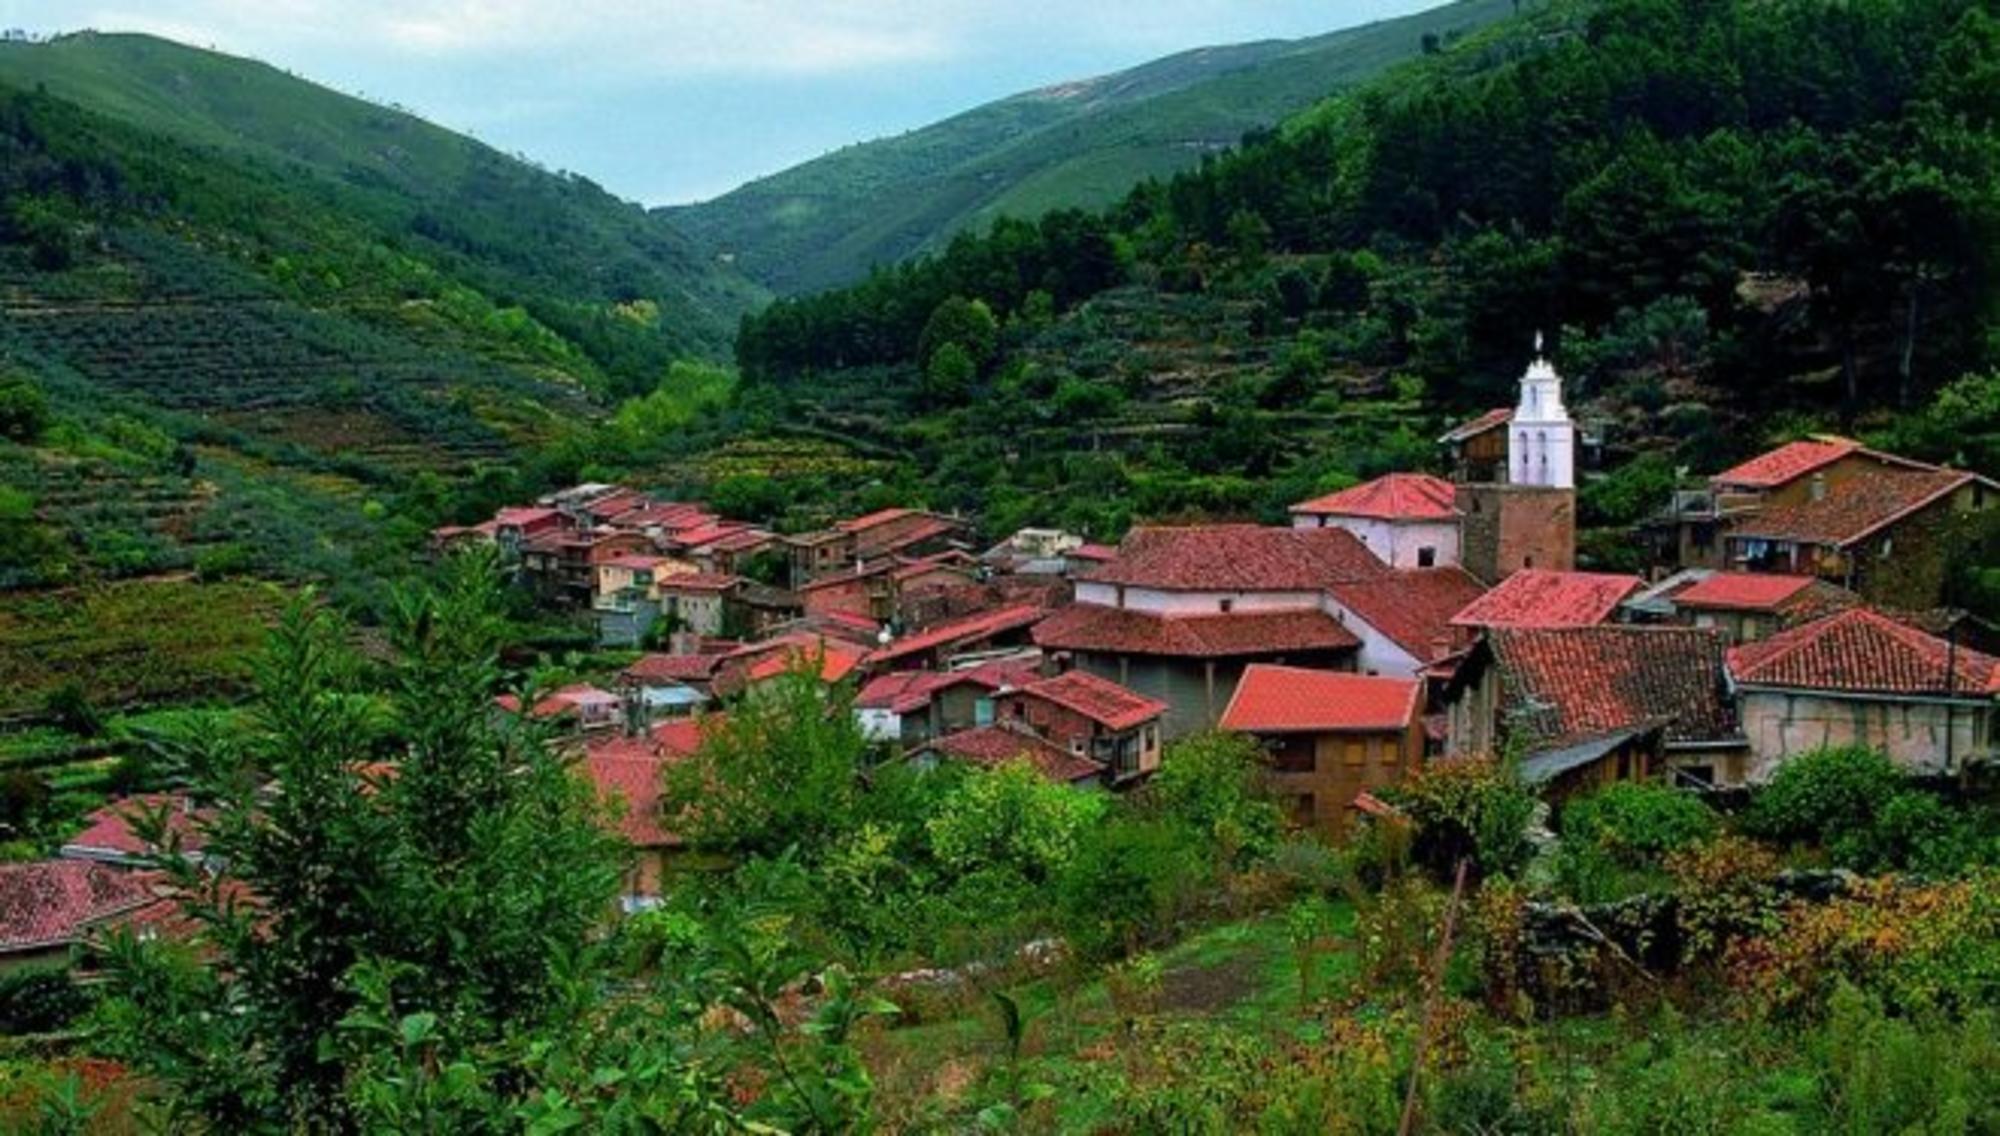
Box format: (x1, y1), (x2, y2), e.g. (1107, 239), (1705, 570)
(0, 370), (50, 443)
(1386, 757), (1537, 881)
(1056, 816), (1206, 960)
(1560, 781), (1718, 868)
(42, 681), (101, 737)
(0, 964), (93, 1035)
(1144, 731), (1283, 868)
(1743, 746), (1901, 848)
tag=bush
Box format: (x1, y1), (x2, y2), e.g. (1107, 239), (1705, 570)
(1386, 758), (1537, 881)
(1057, 816), (1206, 960)
(1144, 731), (1283, 868)
(1743, 746), (1901, 848)
(1559, 781), (1718, 868)
(0, 964), (93, 1035)
(0, 371), (50, 443)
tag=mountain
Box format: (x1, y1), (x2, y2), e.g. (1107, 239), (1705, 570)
(0, 32), (759, 599)
(727, 0), (2000, 578)
(665, 0), (1519, 296)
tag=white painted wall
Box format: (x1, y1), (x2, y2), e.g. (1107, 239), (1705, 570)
(856, 707), (901, 744)
(1317, 594), (1425, 678)
(1739, 689), (1994, 780)
(1072, 583), (1322, 615)
(1292, 515), (1460, 568)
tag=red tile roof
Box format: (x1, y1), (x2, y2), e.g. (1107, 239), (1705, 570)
(1220, 665), (1421, 733)
(1069, 543), (1118, 562)
(1439, 407), (1513, 444)
(498, 684), (620, 719)
(926, 726), (1105, 783)
(60, 795), (209, 862)
(601, 554), (674, 572)
(1033, 604), (1361, 659)
(745, 641), (866, 685)
(1291, 473), (1458, 521)
(860, 516), (963, 557)
(1673, 573), (1816, 612)
(673, 522), (751, 549)
(657, 572), (741, 592)
(649, 716), (715, 758)
(838, 507), (918, 533)
(1083, 525), (1386, 591)
(1730, 469), (1975, 548)
(1712, 437), (1861, 489)
(1484, 626), (1737, 747)
(1449, 569), (1643, 628)
(0, 861), (164, 954)
(857, 670), (938, 711)
(1726, 608), (2000, 697)
(867, 605), (1046, 667)
(862, 660), (1044, 714)
(622, 654), (722, 684)
(1328, 567), (1487, 662)
(495, 506), (561, 528)
(1015, 671), (1167, 731)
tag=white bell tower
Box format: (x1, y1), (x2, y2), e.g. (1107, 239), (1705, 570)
(1509, 332), (1574, 489)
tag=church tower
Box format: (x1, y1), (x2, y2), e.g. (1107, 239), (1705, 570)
(1509, 332), (1574, 489)
(1451, 334), (1578, 584)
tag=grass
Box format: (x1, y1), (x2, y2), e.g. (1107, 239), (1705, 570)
(863, 906), (1360, 1129)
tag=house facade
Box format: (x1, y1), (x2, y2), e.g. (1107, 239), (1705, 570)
(991, 670), (1168, 783)
(1219, 665), (1423, 838)
(1726, 609), (2000, 780)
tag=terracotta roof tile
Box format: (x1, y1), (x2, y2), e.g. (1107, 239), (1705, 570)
(1726, 608), (2000, 696)
(744, 641), (867, 685)
(622, 654), (722, 684)
(838, 507), (917, 533)
(1672, 573), (1816, 612)
(1712, 437), (1862, 489)
(1730, 469), (1974, 548)
(657, 572), (742, 592)
(1486, 626), (1737, 747)
(1220, 665), (1420, 733)
(1083, 525), (1386, 591)
(926, 726), (1105, 783)
(60, 795), (209, 862)
(1439, 407), (1513, 444)
(1450, 569), (1643, 628)
(1033, 604), (1361, 658)
(1328, 567), (1486, 661)
(1016, 671), (1167, 731)
(867, 605), (1045, 667)
(0, 861), (163, 954)
(1291, 473), (1457, 520)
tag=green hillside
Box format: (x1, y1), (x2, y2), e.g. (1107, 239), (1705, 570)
(0, 33), (760, 605)
(667, 0), (1518, 295)
(726, 0), (2000, 591)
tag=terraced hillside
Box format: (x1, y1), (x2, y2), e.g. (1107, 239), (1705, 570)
(0, 37), (757, 598)
(668, 0), (1515, 295)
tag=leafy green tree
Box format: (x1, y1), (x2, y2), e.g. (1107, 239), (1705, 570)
(921, 341), (977, 408)
(0, 368), (49, 443)
(1742, 746), (1902, 849)
(95, 552), (628, 1128)
(663, 663), (866, 857)
(1145, 731), (1284, 867)
(925, 761), (1106, 885)
(916, 295), (999, 371)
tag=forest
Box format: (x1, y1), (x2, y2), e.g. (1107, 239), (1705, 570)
(730, 0), (2000, 546)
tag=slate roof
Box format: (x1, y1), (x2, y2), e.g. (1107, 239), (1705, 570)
(1290, 473), (1458, 521)
(1328, 567), (1487, 662)
(0, 861), (165, 955)
(1013, 671), (1167, 732)
(1081, 525), (1387, 591)
(1729, 469), (1975, 548)
(1484, 626), (1738, 748)
(1450, 569), (1644, 628)
(1711, 438), (1861, 489)
(926, 726), (1105, 783)
(1033, 604), (1361, 659)
(1726, 608), (2000, 697)
(1672, 573), (1816, 612)
(1219, 665), (1421, 733)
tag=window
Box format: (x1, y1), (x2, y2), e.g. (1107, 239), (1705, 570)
(1523, 555), (1535, 569)
(1291, 794), (1316, 826)
(1344, 738), (1368, 768)
(1417, 546), (1436, 568)
(1218, 597), (1234, 613)
(1272, 735), (1315, 773)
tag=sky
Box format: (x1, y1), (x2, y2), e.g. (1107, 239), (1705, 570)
(0, 1), (1442, 206)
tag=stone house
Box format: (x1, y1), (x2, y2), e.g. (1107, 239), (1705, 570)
(1726, 608), (2000, 780)
(990, 670), (1169, 783)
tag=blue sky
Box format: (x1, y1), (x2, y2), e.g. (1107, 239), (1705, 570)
(1, 1), (1443, 205)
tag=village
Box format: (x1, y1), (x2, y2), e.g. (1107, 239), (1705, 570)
(9, 342), (1998, 949)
